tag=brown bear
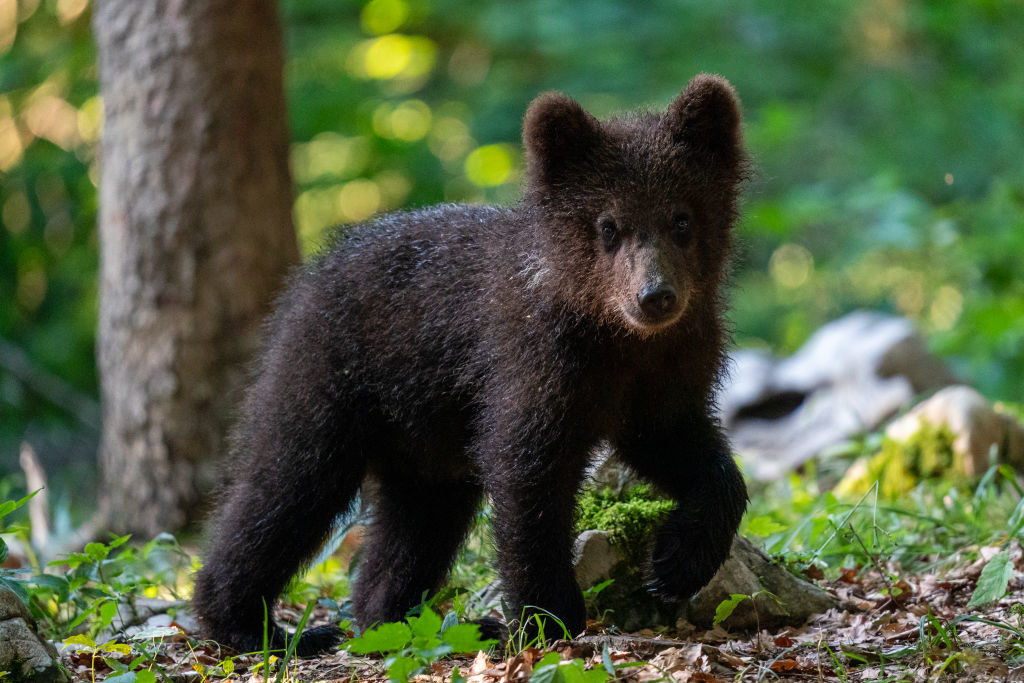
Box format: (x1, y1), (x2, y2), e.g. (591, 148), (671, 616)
(192, 73), (748, 655)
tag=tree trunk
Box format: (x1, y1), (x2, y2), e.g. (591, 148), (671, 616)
(93, 0), (300, 535)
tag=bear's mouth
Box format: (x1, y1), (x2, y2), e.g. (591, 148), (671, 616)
(616, 294), (688, 335)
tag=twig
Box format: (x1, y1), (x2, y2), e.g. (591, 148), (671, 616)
(19, 441), (50, 549)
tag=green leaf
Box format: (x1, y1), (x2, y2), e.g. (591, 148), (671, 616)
(580, 666), (611, 683)
(99, 600), (119, 629)
(409, 605), (442, 640)
(968, 551), (1013, 607)
(746, 515), (787, 536)
(135, 671), (157, 683)
(416, 643), (453, 660)
(713, 593), (750, 625)
(30, 573), (71, 602)
(84, 542), (110, 562)
(441, 623), (494, 653)
(99, 641), (132, 656)
(53, 552), (88, 569)
(583, 579), (614, 598)
(347, 621), (412, 654)
(560, 662), (585, 683)
(385, 653), (421, 682)
(0, 490), (40, 521)
(64, 633), (98, 649)
(107, 534), (132, 549)
(0, 538), (7, 564)
(530, 653), (563, 683)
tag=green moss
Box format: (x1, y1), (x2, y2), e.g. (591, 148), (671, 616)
(576, 484), (675, 563)
(837, 420), (962, 499)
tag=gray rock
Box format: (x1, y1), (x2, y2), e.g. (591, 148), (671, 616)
(684, 536), (835, 630)
(0, 586), (32, 621)
(572, 532), (835, 632)
(720, 311), (955, 480)
(573, 530), (624, 590)
(92, 597), (192, 643)
(0, 586), (69, 682)
(886, 385), (1024, 475)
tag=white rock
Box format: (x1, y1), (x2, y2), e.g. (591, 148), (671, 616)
(885, 385), (1024, 475)
(720, 312), (954, 480)
(573, 530), (624, 589)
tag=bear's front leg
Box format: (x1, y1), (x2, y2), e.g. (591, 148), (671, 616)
(616, 409), (747, 601)
(487, 463), (588, 641)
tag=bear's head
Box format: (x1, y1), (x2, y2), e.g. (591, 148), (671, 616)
(522, 74), (745, 337)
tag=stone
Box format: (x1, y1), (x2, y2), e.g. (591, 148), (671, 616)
(573, 530), (624, 590)
(0, 586), (32, 621)
(0, 586), (69, 682)
(885, 385), (1024, 476)
(95, 597), (192, 643)
(684, 536), (836, 630)
(719, 311), (955, 480)
(571, 531), (835, 632)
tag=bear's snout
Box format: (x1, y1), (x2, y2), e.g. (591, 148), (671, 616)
(638, 282), (679, 319)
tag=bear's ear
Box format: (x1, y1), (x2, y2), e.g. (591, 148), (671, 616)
(664, 74), (742, 168)
(523, 92), (601, 187)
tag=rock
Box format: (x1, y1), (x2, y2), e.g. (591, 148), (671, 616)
(571, 532), (835, 632)
(885, 385), (1024, 476)
(720, 312), (955, 480)
(570, 528), (677, 632)
(685, 536), (836, 630)
(95, 597), (191, 642)
(0, 586), (32, 622)
(573, 530), (624, 589)
(0, 586), (69, 682)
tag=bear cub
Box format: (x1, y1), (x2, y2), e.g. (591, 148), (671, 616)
(193, 74), (749, 655)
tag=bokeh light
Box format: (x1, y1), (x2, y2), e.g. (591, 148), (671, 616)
(464, 144), (517, 188)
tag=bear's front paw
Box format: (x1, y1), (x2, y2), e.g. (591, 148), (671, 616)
(647, 513), (734, 602)
(647, 554), (721, 602)
(283, 624), (344, 657)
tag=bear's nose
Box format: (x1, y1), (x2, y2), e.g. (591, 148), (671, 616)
(638, 283), (678, 318)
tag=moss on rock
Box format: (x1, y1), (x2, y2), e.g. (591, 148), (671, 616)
(575, 484), (675, 564)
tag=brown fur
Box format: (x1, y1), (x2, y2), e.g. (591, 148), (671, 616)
(192, 74), (749, 655)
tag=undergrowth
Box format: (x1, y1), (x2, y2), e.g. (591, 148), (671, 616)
(3, 417), (1024, 680)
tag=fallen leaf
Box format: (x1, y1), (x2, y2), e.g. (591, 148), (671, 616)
(770, 658), (799, 672)
(773, 634), (795, 647)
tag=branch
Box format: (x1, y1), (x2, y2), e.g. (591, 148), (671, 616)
(0, 336), (100, 431)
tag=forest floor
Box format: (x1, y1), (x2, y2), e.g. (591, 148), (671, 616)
(59, 543), (1024, 682)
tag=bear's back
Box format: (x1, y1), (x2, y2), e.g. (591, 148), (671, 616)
(270, 204), (521, 449)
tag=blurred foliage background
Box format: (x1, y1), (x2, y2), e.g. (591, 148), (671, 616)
(1, 0), (1022, 503)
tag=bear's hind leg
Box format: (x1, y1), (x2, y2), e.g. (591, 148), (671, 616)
(352, 473), (483, 628)
(193, 435), (366, 655)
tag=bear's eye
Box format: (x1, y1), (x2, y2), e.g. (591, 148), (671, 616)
(672, 212), (691, 246)
(598, 216), (619, 249)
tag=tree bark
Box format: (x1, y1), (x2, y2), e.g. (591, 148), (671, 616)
(93, 0), (300, 535)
